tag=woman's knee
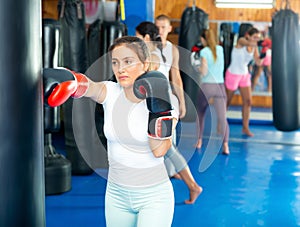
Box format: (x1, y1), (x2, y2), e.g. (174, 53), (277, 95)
(243, 99), (252, 107)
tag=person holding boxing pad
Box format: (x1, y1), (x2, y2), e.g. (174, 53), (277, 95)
(251, 35), (272, 92)
(44, 36), (178, 227)
(136, 21), (202, 204)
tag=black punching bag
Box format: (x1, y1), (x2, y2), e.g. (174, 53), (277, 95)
(76, 16), (127, 171)
(272, 8), (300, 131)
(220, 23), (234, 75)
(178, 6), (208, 51)
(88, 19), (127, 66)
(87, 19), (127, 81)
(0, 1), (45, 226)
(42, 18), (72, 195)
(178, 5), (208, 122)
(58, 0), (93, 174)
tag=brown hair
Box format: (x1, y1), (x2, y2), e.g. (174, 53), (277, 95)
(135, 21), (166, 62)
(246, 27), (260, 36)
(201, 29), (217, 62)
(108, 36), (150, 69)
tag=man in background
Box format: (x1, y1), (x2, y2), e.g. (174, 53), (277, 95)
(155, 14), (186, 120)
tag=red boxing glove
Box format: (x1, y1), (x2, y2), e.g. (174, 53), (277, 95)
(191, 42), (203, 52)
(261, 38), (272, 54)
(262, 38), (272, 49)
(192, 45), (201, 52)
(43, 68), (89, 107)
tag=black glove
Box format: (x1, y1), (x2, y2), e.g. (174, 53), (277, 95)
(259, 52), (266, 59)
(257, 40), (264, 46)
(134, 71), (173, 139)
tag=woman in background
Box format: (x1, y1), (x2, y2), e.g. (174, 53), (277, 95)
(225, 27), (263, 137)
(195, 29), (230, 155)
(251, 34), (272, 92)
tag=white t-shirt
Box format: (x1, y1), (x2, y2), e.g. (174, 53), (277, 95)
(101, 81), (178, 188)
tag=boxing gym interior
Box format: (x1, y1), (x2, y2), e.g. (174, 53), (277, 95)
(2, 0), (300, 226)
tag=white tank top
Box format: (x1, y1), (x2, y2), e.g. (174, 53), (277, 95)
(152, 48), (169, 80)
(151, 41), (173, 80)
(228, 46), (254, 75)
(162, 41), (173, 77)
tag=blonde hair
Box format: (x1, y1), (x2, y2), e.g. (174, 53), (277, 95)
(201, 29), (217, 62)
(155, 14), (171, 24)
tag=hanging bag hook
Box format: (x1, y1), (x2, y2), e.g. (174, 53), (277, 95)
(280, 0), (291, 9)
(186, 0), (197, 11)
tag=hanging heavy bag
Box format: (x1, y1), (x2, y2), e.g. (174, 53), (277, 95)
(69, 1), (127, 173)
(220, 23), (234, 75)
(82, 2), (127, 168)
(178, 5), (208, 51)
(87, 0), (127, 67)
(42, 18), (72, 195)
(178, 4), (208, 122)
(87, 19), (127, 69)
(58, 0), (94, 175)
(272, 5), (300, 131)
(0, 1), (44, 226)
(58, 0), (88, 72)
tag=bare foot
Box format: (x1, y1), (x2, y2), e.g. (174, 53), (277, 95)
(242, 128), (254, 137)
(222, 143), (230, 155)
(171, 173), (182, 180)
(184, 184), (203, 204)
(194, 139), (202, 149)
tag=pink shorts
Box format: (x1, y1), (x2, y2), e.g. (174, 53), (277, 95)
(262, 52), (271, 66)
(225, 70), (251, 91)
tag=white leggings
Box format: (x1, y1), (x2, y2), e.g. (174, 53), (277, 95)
(105, 180), (174, 227)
